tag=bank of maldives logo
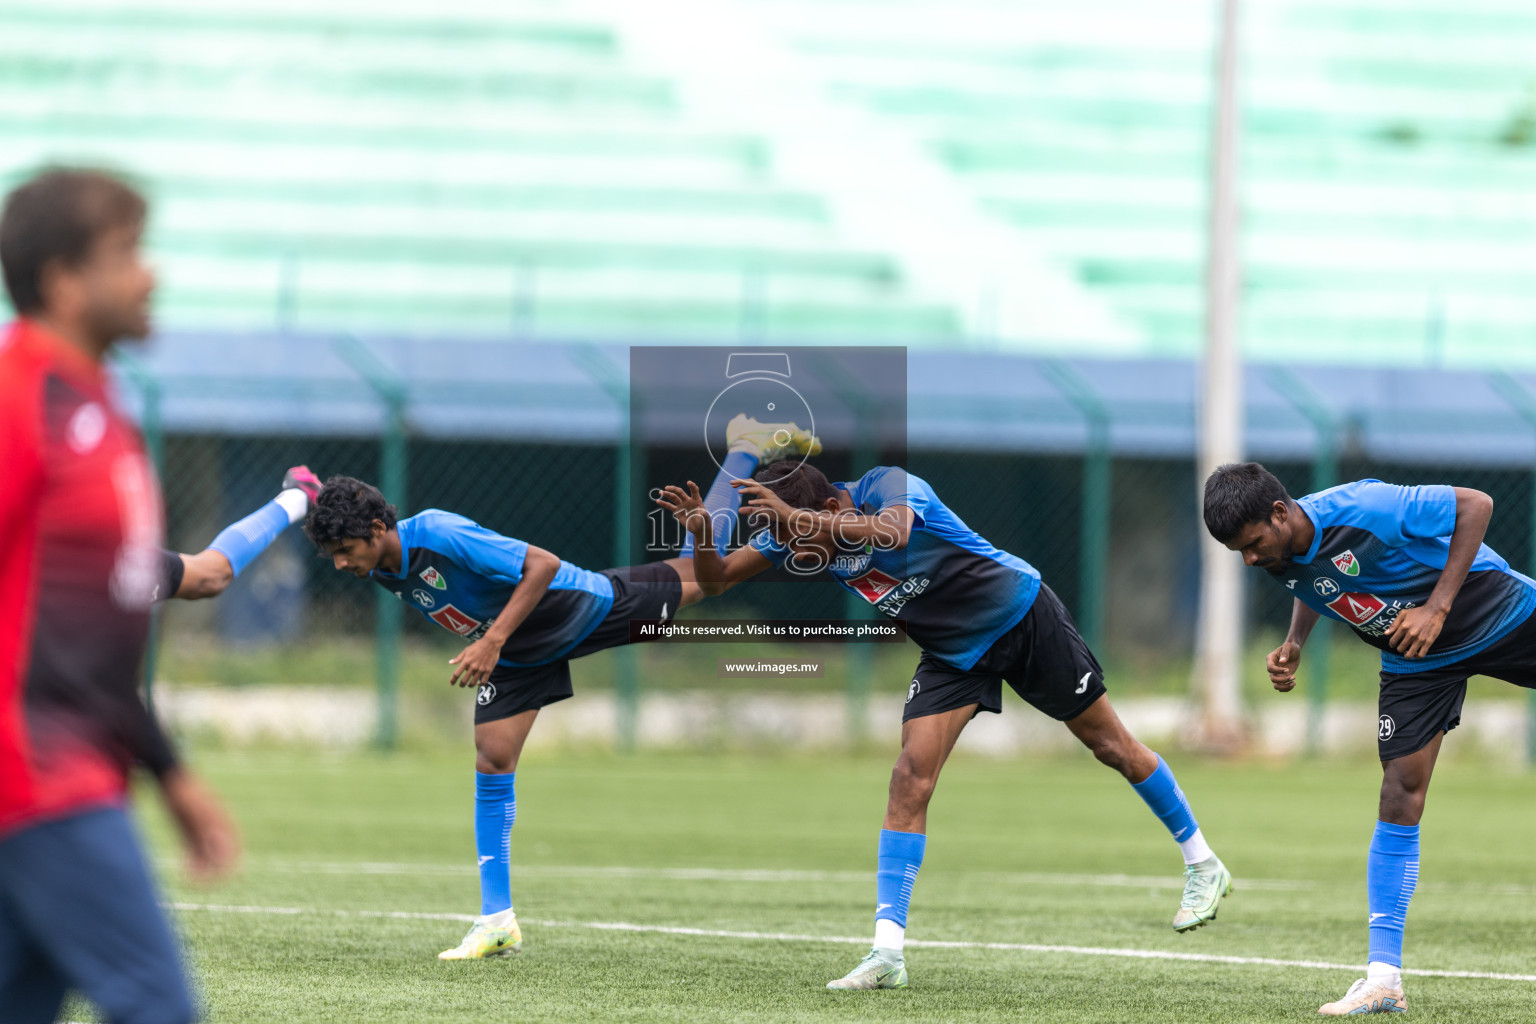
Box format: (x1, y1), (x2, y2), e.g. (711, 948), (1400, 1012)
(1332, 550), (1360, 577)
(1327, 591), (1387, 626)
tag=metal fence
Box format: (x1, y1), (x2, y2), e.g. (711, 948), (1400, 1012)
(121, 341), (1536, 761)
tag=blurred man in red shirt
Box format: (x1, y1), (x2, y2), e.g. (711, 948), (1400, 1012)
(0, 168), (238, 1024)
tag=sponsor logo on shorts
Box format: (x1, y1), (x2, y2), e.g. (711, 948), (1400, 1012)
(1314, 577), (1339, 597)
(1332, 550), (1360, 577)
(1378, 715), (1395, 740)
(906, 679), (920, 703)
(420, 566), (447, 590)
(1327, 591), (1387, 626)
(1076, 671), (1093, 694)
(478, 684), (496, 706)
(411, 588), (436, 608)
(430, 603), (483, 636)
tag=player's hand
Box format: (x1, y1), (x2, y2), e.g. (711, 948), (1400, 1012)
(1385, 604), (1446, 659)
(449, 636), (501, 687)
(731, 478), (800, 534)
(655, 481), (712, 547)
(1267, 641), (1302, 691)
(159, 768), (240, 884)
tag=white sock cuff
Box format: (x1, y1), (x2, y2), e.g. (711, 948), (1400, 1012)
(1178, 828), (1215, 866)
(873, 917), (905, 952)
(275, 488), (309, 525)
(1367, 961), (1402, 985)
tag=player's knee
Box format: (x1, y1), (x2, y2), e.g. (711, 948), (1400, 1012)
(1378, 772), (1428, 825)
(889, 754), (938, 807)
(1080, 730), (1130, 773)
(475, 749), (516, 774)
(473, 737), (516, 774)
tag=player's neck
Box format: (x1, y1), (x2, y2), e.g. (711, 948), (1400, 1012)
(1288, 501), (1315, 556)
(29, 313), (112, 364)
(378, 532), (404, 574)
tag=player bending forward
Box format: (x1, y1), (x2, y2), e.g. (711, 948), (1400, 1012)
(306, 417), (816, 960)
(1205, 463), (1536, 1016)
(657, 461), (1232, 990)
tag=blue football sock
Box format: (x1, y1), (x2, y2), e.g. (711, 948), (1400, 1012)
(1367, 821), (1419, 968)
(681, 449), (758, 557)
(208, 498), (293, 577)
(1130, 755), (1201, 846)
(475, 772), (517, 916)
(875, 828), (926, 928)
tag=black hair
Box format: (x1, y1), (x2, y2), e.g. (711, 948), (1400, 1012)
(752, 460), (841, 511)
(1, 167), (148, 315)
(304, 475), (399, 548)
(1202, 462), (1292, 542)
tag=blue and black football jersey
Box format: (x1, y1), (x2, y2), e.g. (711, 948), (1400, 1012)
(1271, 480), (1536, 673)
(370, 510), (614, 667)
(751, 467), (1041, 670)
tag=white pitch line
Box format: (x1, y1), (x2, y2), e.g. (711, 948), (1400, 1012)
(216, 860), (1316, 891)
(167, 902), (1536, 983)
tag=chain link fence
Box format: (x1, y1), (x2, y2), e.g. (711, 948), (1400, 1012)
(128, 348), (1536, 760)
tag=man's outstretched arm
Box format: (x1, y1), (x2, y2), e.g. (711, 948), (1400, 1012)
(162, 465), (321, 601)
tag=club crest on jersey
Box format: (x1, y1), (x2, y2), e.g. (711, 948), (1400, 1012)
(1331, 550), (1360, 577)
(847, 567), (902, 604)
(419, 566), (447, 590)
(429, 603), (482, 636)
(1326, 591), (1386, 626)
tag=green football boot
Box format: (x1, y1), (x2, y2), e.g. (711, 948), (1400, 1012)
(1172, 855), (1233, 932)
(826, 947), (908, 990)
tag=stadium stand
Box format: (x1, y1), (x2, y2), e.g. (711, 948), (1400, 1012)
(747, 0), (1536, 363)
(3, 0), (1534, 363)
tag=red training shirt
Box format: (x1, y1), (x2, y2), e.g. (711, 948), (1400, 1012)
(0, 318), (177, 838)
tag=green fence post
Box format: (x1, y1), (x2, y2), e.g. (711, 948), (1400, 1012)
(115, 352), (165, 710)
(573, 346), (641, 753)
(1271, 369), (1337, 756)
(1042, 361), (1110, 649)
(1490, 373), (1536, 768)
(334, 336), (408, 750)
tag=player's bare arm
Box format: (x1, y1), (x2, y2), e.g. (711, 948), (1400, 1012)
(655, 481), (771, 596)
(158, 766), (240, 883)
(448, 545), (561, 688)
(730, 477), (914, 549)
(1385, 486), (1494, 659)
(172, 549), (234, 600)
(1269, 599), (1322, 691)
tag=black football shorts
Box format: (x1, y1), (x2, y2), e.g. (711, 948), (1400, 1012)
(902, 583), (1107, 723)
(1376, 608), (1536, 760)
(475, 561), (681, 725)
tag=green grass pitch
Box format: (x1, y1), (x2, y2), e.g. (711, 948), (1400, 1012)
(74, 748), (1536, 1022)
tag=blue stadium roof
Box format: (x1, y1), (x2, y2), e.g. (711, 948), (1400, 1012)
(111, 331), (1536, 466)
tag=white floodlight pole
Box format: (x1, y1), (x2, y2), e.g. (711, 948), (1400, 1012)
(1192, 0), (1247, 749)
